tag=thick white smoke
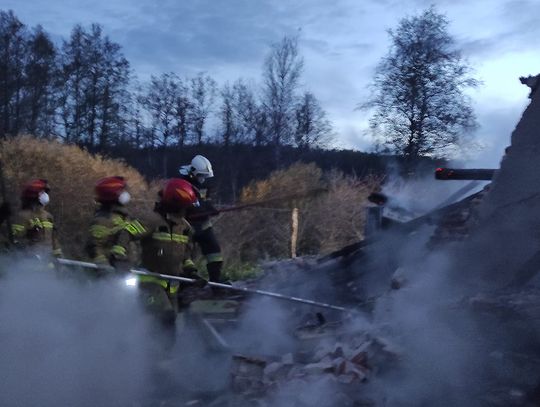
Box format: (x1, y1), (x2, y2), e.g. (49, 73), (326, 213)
(0, 256), (154, 407)
(365, 244), (490, 406)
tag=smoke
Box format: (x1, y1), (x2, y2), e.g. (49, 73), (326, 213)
(1, 177), (531, 407)
(380, 167), (486, 217)
(291, 166), (499, 405)
(364, 244), (489, 406)
(269, 375), (354, 407)
(0, 256), (155, 407)
(0, 254), (341, 407)
(228, 296), (297, 356)
(280, 169), (494, 406)
(349, 138), (539, 405)
(216, 88), (539, 405)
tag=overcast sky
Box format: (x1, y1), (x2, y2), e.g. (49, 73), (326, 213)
(2, 0), (539, 166)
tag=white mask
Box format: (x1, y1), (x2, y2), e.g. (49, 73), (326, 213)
(38, 192), (49, 206)
(118, 191), (131, 205)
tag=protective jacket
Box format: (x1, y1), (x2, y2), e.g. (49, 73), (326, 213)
(9, 205), (62, 257)
(86, 204), (145, 265)
(136, 210), (200, 325)
(178, 170), (223, 282)
(178, 171), (218, 232)
(138, 211), (197, 284)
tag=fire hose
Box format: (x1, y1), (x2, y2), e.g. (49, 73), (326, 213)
(56, 258), (362, 315)
(188, 187), (328, 219)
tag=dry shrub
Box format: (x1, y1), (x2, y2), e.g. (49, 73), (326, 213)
(230, 163), (323, 261)
(214, 162), (380, 266)
(300, 170), (379, 253)
(0, 137), (380, 274)
(0, 136), (155, 258)
(241, 162), (323, 203)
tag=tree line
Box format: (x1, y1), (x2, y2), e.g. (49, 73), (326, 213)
(0, 10), (333, 155)
(0, 6), (479, 185)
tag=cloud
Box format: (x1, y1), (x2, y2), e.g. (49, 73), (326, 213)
(1, 0), (538, 154)
(467, 100), (526, 167)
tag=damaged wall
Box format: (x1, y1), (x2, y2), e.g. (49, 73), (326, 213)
(463, 74), (540, 287)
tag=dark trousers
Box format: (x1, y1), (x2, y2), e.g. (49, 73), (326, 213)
(193, 227), (223, 282)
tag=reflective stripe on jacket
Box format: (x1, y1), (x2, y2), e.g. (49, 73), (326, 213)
(86, 204), (145, 265)
(8, 206), (62, 256)
(138, 212), (197, 287)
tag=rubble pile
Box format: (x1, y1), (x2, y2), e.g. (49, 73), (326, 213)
(230, 331), (399, 406)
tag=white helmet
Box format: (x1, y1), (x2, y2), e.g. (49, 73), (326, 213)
(189, 155), (214, 178)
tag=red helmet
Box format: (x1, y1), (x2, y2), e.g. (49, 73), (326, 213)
(95, 176), (127, 203)
(21, 179), (49, 200)
(160, 178), (197, 212)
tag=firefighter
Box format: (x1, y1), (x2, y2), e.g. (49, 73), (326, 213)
(178, 155), (225, 284)
(137, 178), (206, 335)
(86, 176), (145, 270)
(2, 179), (62, 258)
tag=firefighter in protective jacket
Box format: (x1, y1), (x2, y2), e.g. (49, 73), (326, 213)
(178, 155), (224, 283)
(86, 176), (145, 268)
(3, 179), (62, 258)
(137, 178), (206, 328)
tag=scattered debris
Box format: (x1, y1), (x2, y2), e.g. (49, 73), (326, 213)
(230, 329), (399, 405)
(231, 355), (267, 396)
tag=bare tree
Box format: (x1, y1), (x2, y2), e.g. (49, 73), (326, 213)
(173, 78), (191, 147)
(0, 11), (28, 138)
(58, 25), (87, 143)
(294, 91), (333, 149)
(96, 34), (130, 148)
(142, 73), (181, 148)
(140, 72), (189, 177)
(253, 108), (268, 147)
(262, 36), (303, 146)
(124, 81), (147, 148)
(0, 16), (59, 139)
(232, 79), (261, 144)
(218, 82), (238, 146)
(58, 24), (130, 147)
(361, 7), (479, 171)
(24, 26), (58, 137)
(262, 35), (304, 164)
(189, 72), (217, 145)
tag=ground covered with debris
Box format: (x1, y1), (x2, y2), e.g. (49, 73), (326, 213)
(180, 74), (540, 407)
